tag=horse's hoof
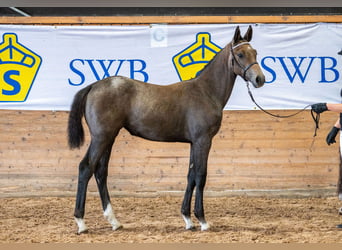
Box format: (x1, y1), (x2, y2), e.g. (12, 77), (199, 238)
(112, 224), (123, 231)
(75, 218), (88, 235)
(182, 215), (195, 231)
(338, 207), (342, 215)
(77, 229), (89, 235)
(200, 222), (210, 231)
(185, 225), (196, 231)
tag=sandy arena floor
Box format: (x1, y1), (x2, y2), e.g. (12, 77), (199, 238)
(0, 196), (342, 243)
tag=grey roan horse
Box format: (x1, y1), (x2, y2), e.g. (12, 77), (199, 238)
(68, 25), (265, 234)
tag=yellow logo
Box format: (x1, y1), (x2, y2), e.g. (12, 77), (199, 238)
(0, 33), (42, 102)
(172, 32), (221, 81)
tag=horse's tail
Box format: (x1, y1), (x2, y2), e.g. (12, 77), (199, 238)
(67, 85), (92, 149)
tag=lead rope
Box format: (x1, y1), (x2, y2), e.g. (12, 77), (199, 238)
(246, 81), (320, 137)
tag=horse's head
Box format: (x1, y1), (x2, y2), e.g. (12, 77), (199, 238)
(230, 26), (265, 88)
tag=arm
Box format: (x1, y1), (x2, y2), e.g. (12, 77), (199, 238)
(334, 117), (341, 129)
(312, 103), (342, 113)
(327, 103), (342, 113)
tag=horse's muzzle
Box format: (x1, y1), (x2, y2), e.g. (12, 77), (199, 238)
(250, 73), (265, 88)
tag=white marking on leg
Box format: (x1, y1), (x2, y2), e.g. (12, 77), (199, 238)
(182, 215), (194, 230)
(200, 221), (210, 231)
(339, 207), (342, 216)
(338, 193), (342, 201)
(104, 203), (122, 230)
(75, 217), (88, 234)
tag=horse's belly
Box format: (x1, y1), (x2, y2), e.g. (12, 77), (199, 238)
(125, 118), (189, 143)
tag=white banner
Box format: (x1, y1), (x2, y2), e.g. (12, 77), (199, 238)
(0, 23), (340, 110)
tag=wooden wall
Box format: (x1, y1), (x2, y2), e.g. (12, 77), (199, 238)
(0, 15), (341, 197)
(0, 109), (339, 197)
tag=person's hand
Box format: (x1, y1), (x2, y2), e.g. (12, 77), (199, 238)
(326, 126), (339, 145)
(311, 103), (328, 113)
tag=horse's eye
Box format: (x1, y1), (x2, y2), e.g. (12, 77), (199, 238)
(237, 53), (243, 58)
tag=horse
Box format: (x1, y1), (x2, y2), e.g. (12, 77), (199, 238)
(68, 25), (265, 234)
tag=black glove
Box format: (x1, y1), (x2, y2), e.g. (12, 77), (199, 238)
(326, 126), (339, 145)
(311, 103), (328, 114)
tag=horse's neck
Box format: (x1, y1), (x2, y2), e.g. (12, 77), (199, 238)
(196, 45), (237, 109)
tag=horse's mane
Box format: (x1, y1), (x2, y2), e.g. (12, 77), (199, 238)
(196, 42), (230, 78)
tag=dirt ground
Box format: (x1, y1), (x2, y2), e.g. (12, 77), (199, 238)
(0, 195), (342, 243)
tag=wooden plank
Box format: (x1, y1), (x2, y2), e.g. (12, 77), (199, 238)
(0, 15), (341, 25)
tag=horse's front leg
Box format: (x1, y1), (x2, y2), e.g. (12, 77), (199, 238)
(193, 138), (212, 231)
(181, 147), (196, 230)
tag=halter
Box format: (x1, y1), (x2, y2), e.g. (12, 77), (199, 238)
(230, 42), (259, 81)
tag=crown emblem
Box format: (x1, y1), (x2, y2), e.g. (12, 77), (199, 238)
(0, 33), (42, 102)
(172, 32), (221, 81)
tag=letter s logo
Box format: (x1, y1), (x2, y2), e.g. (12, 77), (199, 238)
(0, 33), (42, 102)
(2, 70), (20, 95)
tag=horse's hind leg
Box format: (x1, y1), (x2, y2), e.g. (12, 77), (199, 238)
(74, 138), (111, 234)
(74, 148), (92, 234)
(95, 142), (122, 231)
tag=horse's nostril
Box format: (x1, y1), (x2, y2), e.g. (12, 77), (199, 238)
(256, 75), (265, 86)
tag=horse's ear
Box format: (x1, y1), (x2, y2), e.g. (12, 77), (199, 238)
(243, 25), (253, 42)
(233, 26), (242, 44)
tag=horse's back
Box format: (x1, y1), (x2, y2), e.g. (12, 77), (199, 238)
(83, 76), (182, 136)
